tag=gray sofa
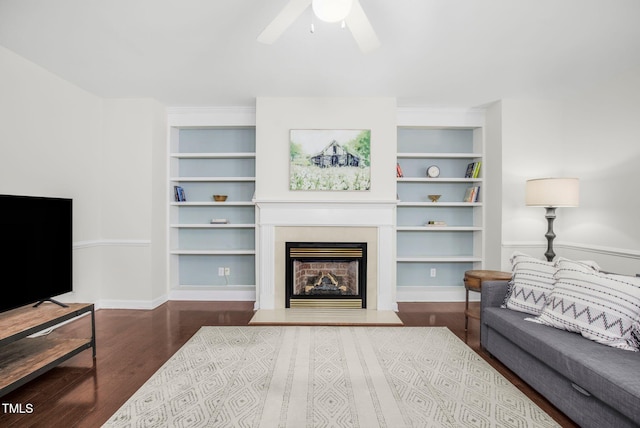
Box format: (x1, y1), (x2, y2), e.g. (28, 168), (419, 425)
(481, 280), (640, 428)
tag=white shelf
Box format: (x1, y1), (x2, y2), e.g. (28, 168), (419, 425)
(397, 152), (482, 159)
(170, 176), (255, 182)
(170, 224), (255, 229)
(170, 152), (256, 159)
(174, 284), (256, 289)
(397, 177), (483, 183)
(170, 201), (255, 206)
(396, 202), (482, 207)
(397, 256), (482, 263)
(171, 250), (256, 255)
(397, 226), (482, 231)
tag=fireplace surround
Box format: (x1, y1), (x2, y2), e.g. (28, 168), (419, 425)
(255, 201), (397, 311)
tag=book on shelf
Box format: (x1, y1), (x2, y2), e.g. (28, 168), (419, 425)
(463, 186), (481, 203)
(463, 187), (472, 202)
(473, 161), (481, 178)
(464, 162), (474, 178)
(210, 219), (229, 224)
(396, 162), (404, 178)
(174, 186), (186, 202)
(464, 161), (482, 178)
(426, 220), (447, 226)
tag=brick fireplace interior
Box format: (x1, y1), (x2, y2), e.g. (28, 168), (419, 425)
(271, 226), (380, 310)
(285, 242), (367, 308)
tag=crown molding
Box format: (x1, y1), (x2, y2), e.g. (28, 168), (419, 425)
(396, 106), (485, 128)
(167, 106), (256, 127)
(166, 106), (256, 115)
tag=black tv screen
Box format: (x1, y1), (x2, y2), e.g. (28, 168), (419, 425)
(0, 194), (72, 312)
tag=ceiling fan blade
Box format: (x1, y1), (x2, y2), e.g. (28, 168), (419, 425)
(345, 0), (380, 53)
(257, 0), (312, 45)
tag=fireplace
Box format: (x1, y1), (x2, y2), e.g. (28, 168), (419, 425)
(285, 242), (367, 308)
(255, 201), (396, 311)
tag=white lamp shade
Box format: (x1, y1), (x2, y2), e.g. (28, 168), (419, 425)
(526, 178), (579, 207)
(312, 0), (353, 23)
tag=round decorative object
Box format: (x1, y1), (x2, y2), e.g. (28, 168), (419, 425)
(213, 195), (228, 202)
(426, 165), (440, 178)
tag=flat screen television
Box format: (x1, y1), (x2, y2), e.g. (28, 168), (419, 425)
(0, 194), (72, 313)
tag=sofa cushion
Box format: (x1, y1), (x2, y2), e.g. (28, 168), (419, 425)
(483, 307), (640, 423)
(502, 252), (556, 316)
(535, 258), (640, 351)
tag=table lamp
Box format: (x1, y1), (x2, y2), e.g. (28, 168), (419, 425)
(525, 178), (579, 261)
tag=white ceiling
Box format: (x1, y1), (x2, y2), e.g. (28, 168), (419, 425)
(1, 0), (639, 108)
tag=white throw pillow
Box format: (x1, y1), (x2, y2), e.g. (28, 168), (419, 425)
(502, 252), (557, 316)
(535, 258), (640, 351)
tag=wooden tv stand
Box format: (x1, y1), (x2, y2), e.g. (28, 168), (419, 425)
(0, 302), (95, 397)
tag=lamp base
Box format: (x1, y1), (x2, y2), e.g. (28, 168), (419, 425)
(544, 207), (557, 262)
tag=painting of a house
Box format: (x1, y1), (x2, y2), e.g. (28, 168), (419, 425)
(290, 129), (371, 191)
(310, 141), (360, 168)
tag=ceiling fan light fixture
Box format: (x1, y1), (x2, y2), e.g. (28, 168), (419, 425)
(312, 0), (353, 23)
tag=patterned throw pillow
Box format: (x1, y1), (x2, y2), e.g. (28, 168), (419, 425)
(535, 258), (640, 351)
(502, 252), (557, 316)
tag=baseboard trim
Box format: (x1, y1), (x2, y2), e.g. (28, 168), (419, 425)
(396, 286), (480, 303)
(97, 294), (167, 310)
(168, 287), (256, 302)
(95, 288), (258, 310)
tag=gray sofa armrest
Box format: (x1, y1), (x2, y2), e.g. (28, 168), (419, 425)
(480, 280), (509, 349)
(481, 280), (509, 310)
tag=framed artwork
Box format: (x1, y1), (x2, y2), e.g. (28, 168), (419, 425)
(289, 129), (371, 191)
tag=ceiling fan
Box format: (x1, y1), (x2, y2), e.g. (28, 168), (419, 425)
(257, 0), (380, 53)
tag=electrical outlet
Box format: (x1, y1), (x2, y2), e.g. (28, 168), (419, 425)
(218, 267), (225, 276)
(430, 268), (437, 277)
(224, 267), (230, 276)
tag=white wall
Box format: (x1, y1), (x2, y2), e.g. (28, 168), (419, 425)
(498, 71), (640, 274)
(255, 97), (397, 202)
(501, 99), (565, 255)
(483, 102), (503, 270)
(0, 45), (103, 304)
(558, 68), (640, 274)
(150, 103), (169, 303)
(99, 99), (167, 308)
(0, 45), (169, 308)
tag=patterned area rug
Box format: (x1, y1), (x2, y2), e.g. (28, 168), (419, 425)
(103, 327), (560, 428)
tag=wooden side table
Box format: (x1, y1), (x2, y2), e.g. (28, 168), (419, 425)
(464, 269), (512, 331)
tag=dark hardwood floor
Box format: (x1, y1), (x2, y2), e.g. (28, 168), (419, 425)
(0, 301), (578, 428)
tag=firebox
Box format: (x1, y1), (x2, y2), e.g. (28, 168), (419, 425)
(285, 242), (367, 308)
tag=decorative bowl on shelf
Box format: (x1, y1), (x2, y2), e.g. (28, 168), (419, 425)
(428, 194), (442, 203)
(213, 194), (228, 202)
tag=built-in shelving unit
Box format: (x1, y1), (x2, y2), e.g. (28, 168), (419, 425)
(169, 127), (256, 292)
(396, 127), (484, 298)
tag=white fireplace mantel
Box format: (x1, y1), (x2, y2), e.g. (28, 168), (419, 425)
(255, 200), (397, 311)
(256, 200), (396, 226)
